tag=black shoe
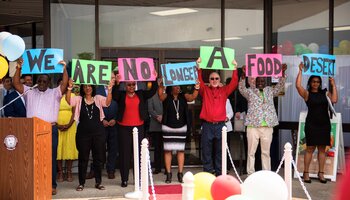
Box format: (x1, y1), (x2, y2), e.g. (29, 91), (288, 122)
(107, 172), (115, 179)
(121, 181), (128, 187)
(318, 172), (327, 184)
(303, 172), (312, 183)
(177, 172), (183, 183)
(86, 171), (95, 179)
(152, 169), (161, 174)
(165, 172), (172, 183)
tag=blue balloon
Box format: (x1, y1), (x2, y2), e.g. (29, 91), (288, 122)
(319, 44), (328, 54)
(2, 35), (25, 61)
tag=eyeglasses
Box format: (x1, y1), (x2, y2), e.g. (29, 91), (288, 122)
(210, 77), (219, 81)
(127, 83), (136, 86)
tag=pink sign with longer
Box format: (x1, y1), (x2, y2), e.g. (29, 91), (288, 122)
(118, 58), (156, 81)
(245, 54), (283, 77)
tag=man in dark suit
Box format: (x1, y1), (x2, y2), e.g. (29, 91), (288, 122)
(3, 75), (32, 117)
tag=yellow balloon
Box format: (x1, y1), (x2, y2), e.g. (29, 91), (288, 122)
(194, 172), (216, 200)
(0, 56), (9, 79)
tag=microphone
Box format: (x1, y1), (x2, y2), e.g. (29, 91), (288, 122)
(30, 84), (38, 90)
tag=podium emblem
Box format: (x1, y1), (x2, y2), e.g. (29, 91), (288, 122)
(4, 135), (18, 150)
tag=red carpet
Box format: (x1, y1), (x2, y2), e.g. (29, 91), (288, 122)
(148, 184), (182, 194)
(148, 184), (182, 200)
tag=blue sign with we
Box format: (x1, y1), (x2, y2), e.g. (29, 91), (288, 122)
(21, 48), (64, 74)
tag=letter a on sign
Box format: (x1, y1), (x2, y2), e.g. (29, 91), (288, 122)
(199, 46), (235, 70)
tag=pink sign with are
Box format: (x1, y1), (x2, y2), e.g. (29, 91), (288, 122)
(245, 54), (283, 77)
(118, 58), (156, 81)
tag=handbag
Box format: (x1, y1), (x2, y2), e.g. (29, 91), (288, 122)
(234, 112), (246, 132)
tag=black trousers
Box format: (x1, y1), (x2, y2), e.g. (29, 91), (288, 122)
(118, 124), (144, 182)
(105, 126), (119, 173)
(76, 132), (106, 185)
(150, 131), (163, 171)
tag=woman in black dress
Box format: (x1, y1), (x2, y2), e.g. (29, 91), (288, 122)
(296, 62), (338, 184)
(158, 83), (199, 183)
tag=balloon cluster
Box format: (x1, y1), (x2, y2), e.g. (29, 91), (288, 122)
(274, 39), (350, 55)
(193, 170), (288, 200)
(0, 31), (25, 79)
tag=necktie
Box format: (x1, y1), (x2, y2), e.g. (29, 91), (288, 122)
(6, 90), (9, 96)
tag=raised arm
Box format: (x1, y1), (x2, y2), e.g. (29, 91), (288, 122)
(59, 60), (68, 95)
(65, 78), (73, 106)
(13, 58), (24, 94)
(158, 83), (167, 102)
(296, 62), (308, 101)
(238, 66), (249, 99)
(196, 58), (206, 96)
(184, 80), (200, 102)
(328, 77), (338, 103)
(272, 63), (287, 97)
(104, 74), (115, 107)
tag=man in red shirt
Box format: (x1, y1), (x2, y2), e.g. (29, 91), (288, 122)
(197, 59), (238, 175)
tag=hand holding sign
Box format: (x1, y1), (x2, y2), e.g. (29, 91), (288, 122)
(58, 60), (67, 70)
(298, 62), (304, 72)
(282, 63), (287, 77)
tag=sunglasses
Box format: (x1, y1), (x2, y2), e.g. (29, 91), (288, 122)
(127, 83), (136, 86)
(210, 77), (219, 81)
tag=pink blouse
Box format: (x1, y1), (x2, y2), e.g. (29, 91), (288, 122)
(69, 95), (108, 122)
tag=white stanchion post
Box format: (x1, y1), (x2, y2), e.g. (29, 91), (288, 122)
(182, 172), (195, 200)
(222, 126), (227, 175)
(125, 127), (142, 199)
(284, 143), (292, 200)
(141, 139), (149, 200)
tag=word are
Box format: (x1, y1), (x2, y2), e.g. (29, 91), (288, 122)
(72, 59), (112, 85)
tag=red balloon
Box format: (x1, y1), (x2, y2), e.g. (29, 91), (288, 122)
(282, 40), (295, 55)
(211, 175), (241, 200)
(271, 45), (277, 53)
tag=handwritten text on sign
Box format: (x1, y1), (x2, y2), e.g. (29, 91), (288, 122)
(21, 48), (63, 74)
(245, 54), (283, 77)
(199, 46), (235, 70)
(118, 58), (156, 81)
(161, 62), (198, 86)
(302, 54), (336, 77)
(72, 59), (112, 85)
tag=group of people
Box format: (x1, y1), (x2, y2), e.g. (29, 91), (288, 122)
(0, 57), (338, 196)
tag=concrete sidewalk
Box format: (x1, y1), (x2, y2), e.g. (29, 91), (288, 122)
(53, 168), (337, 200)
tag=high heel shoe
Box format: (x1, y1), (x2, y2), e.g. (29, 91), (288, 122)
(318, 172), (327, 184)
(177, 172), (184, 183)
(303, 172), (312, 183)
(165, 172), (172, 183)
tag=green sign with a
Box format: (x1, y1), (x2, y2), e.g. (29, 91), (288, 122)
(199, 46), (235, 70)
(71, 59), (112, 85)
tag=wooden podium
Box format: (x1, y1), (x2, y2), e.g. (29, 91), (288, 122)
(0, 117), (52, 200)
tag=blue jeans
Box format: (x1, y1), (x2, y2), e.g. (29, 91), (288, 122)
(201, 122), (224, 176)
(52, 125), (58, 188)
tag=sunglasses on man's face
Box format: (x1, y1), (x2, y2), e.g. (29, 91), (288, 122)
(210, 77), (220, 81)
